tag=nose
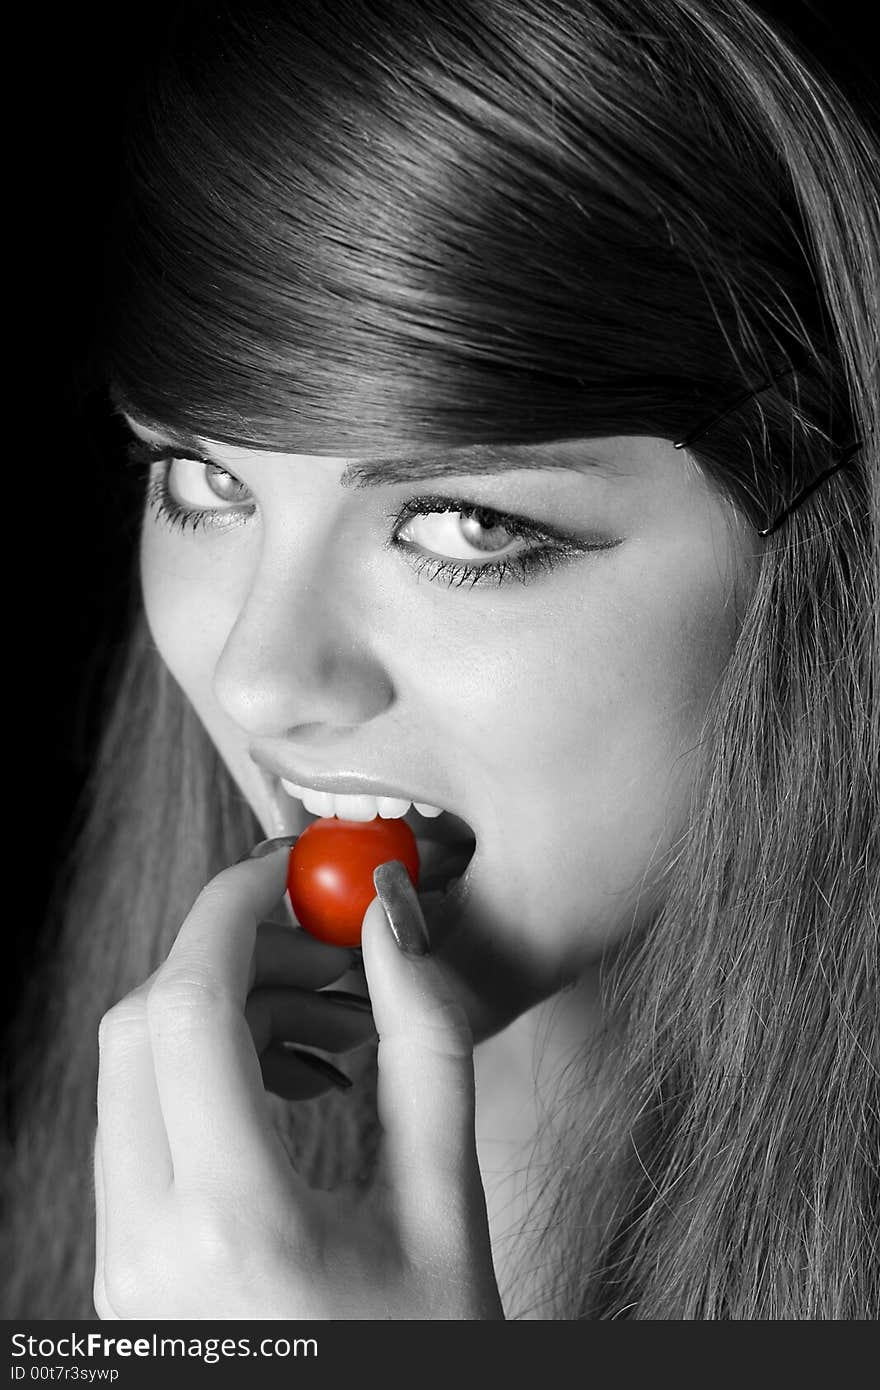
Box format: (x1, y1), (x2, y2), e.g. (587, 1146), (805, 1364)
(211, 551), (395, 741)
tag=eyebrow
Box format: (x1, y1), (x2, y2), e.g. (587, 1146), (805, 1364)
(339, 444), (614, 489)
(338, 443), (610, 486)
(117, 402), (611, 485)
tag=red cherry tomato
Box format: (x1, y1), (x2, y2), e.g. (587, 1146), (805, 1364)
(287, 817), (420, 947)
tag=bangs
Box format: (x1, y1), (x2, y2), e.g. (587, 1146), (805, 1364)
(98, 0), (758, 457)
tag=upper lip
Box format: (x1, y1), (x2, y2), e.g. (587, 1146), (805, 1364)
(250, 752), (451, 809)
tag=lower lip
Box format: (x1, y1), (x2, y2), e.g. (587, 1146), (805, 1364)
(418, 854), (474, 939)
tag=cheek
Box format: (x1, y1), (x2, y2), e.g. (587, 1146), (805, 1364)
(427, 544), (742, 941)
(437, 553), (736, 781)
(139, 531), (233, 717)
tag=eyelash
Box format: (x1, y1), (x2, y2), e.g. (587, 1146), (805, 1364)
(384, 495), (594, 587)
(127, 439), (614, 587)
(143, 472), (240, 535)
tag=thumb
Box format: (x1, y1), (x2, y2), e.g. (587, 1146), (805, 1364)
(361, 860), (485, 1248)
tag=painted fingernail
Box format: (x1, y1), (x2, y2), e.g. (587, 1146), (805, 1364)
(238, 834), (298, 863)
(372, 860), (431, 957)
(319, 989), (374, 1013)
(281, 1045), (352, 1090)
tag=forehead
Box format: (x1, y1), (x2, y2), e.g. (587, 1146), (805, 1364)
(122, 409), (655, 488)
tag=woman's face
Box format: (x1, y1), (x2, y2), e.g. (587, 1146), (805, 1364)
(136, 423), (755, 1040)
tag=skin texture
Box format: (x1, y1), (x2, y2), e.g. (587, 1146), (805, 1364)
(136, 425), (757, 1041)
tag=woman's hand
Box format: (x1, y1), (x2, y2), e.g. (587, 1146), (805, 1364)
(93, 846), (504, 1320)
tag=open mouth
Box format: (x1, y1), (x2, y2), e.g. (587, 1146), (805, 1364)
(275, 778), (477, 911)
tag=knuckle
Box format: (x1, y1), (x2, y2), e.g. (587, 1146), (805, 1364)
(413, 994), (475, 1059)
(147, 972), (234, 1028)
(182, 1193), (258, 1276)
(97, 999), (147, 1053)
(193, 874), (237, 912)
(386, 1002), (474, 1066)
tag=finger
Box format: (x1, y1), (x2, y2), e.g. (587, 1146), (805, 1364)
(361, 862), (484, 1248)
(253, 920), (356, 990)
(147, 848), (307, 1195)
(246, 986), (375, 1056)
(96, 988), (174, 1216)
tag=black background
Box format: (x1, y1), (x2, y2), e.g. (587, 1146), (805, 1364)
(14, 6), (180, 1028)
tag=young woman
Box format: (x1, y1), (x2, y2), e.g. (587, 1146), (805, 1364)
(4, 0), (877, 1318)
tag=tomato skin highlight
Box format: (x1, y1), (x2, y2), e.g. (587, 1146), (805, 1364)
(287, 817), (420, 947)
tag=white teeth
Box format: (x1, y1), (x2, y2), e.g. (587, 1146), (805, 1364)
(279, 778), (448, 823)
(334, 794), (381, 822)
(300, 788), (336, 817)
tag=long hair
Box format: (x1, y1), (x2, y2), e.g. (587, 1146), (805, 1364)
(4, 0), (877, 1317)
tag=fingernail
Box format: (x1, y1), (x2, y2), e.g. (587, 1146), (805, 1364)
(238, 834), (298, 863)
(372, 860), (431, 957)
(320, 989), (374, 1013)
(281, 1046), (352, 1090)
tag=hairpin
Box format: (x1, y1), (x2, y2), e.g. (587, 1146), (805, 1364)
(673, 367), (862, 536)
(753, 440), (863, 536)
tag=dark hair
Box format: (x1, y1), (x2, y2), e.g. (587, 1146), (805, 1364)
(4, 0), (877, 1316)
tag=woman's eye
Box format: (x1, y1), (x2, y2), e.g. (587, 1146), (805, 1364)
(387, 496), (618, 589)
(395, 505), (525, 563)
(165, 457), (252, 511)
